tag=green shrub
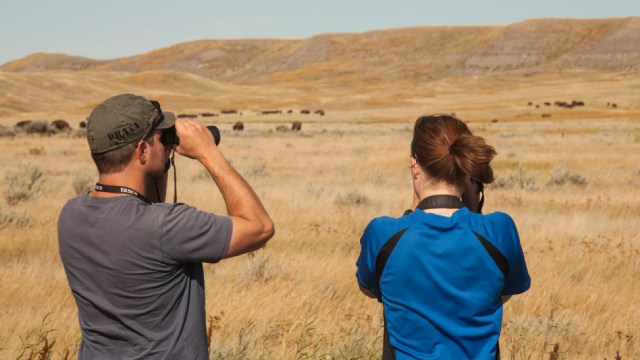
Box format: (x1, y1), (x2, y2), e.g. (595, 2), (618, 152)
(491, 167), (540, 191)
(72, 173), (95, 195)
(4, 163), (45, 205)
(0, 205), (30, 229)
(335, 190), (370, 206)
(546, 166), (587, 187)
(246, 163), (268, 177)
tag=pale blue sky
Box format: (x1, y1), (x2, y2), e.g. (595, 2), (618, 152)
(0, 0), (637, 65)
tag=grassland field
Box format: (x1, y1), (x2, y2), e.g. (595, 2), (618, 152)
(0, 68), (639, 359)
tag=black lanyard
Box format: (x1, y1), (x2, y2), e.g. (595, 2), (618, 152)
(416, 195), (463, 210)
(94, 183), (152, 205)
(403, 195), (463, 216)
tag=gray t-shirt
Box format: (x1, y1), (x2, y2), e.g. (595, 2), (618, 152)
(58, 193), (232, 359)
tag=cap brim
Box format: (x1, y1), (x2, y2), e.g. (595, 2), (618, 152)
(156, 111), (176, 130)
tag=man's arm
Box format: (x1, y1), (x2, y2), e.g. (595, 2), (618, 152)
(174, 119), (275, 258)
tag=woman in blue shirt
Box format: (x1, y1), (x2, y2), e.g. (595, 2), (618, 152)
(356, 114), (530, 359)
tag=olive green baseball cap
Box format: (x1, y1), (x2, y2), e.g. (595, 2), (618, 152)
(87, 94), (176, 155)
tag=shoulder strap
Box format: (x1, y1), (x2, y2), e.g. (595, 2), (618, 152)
(472, 231), (510, 277)
(375, 228), (408, 280)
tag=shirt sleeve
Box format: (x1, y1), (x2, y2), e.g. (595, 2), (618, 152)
(159, 203), (232, 264)
(356, 220), (383, 300)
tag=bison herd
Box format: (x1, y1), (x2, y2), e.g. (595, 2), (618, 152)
(523, 99), (622, 119)
(0, 117), (306, 138)
(0, 119), (76, 137)
(528, 100), (586, 109)
(175, 108), (325, 119)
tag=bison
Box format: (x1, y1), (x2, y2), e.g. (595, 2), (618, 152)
(177, 113), (197, 119)
(291, 121), (302, 131)
(51, 119), (72, 132)
(233, 121), (244, 131)
(16, 120), (33, 129)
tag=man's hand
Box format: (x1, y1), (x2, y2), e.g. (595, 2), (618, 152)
(174, 118), (218, 160)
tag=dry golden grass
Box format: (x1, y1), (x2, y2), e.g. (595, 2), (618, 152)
(1, 18), (639, 358)
(0, 112), (639, 359)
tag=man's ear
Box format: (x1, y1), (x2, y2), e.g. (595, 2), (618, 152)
(136, 141), (148, 164)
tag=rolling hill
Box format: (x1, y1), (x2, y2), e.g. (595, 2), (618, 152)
(0, 17), (638, 120)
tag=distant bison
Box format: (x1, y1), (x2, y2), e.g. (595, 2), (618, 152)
(16, 120), (33, 129)
(23, 120), (50, 134)
(177, 113), (197, 119)
(314, 109), (325, 116)
(233, 121), (244, 131)
(541, 113), (552, 118)
(201, 112), (218, 117)
(221, 110), (238, 114)
(79, 121), (87, 129)
(261, 110), (282, 115)
(51, 119), (72, 132)
(491, 119), (499, 123)
(291, 121), (302, 131)
(300, 109), (310, 115)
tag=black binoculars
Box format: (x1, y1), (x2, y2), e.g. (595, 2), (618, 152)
(161, 125), (221, 147)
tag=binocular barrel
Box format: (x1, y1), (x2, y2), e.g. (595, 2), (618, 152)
(207, 125), (221, 145)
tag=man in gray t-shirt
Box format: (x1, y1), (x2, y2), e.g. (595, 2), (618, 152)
(58, 94), (274, 359)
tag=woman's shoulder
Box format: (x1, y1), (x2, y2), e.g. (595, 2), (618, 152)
(482, 211), (516, 228)
(463, 210), (518, 237)
(364, 215), (411, 240)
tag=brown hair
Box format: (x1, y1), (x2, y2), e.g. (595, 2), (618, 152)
(91, 143), (136, 174)
(91, 130), (157, 174)
(411, 114), (496, 185)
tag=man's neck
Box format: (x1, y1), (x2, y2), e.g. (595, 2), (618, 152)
(92, 171), (146, 199)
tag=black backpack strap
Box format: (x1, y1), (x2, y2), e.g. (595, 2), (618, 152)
(472, 231), (510, 278)
(375, 228), (408, 360)
(375, 228), (409, 280)
(382, 314), (397, 360)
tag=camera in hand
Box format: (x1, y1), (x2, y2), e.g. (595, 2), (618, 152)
(161, 125), (220, 147)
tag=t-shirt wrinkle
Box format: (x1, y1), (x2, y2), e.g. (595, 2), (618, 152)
(158, 206), (169, 265)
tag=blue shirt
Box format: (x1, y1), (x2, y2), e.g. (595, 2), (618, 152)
(356, 207), (530, 359)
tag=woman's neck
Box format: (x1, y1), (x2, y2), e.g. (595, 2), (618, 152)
(416, 184), (463, 217)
